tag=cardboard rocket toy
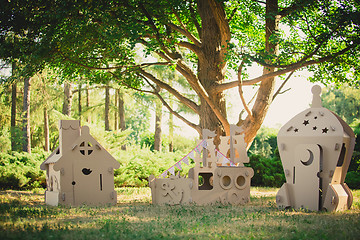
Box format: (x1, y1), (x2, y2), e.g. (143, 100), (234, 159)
(149, 125), (254, 205)
(40, 120), (120, 206)
(276, 85), (356, 211)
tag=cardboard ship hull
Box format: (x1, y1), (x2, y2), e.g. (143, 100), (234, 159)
(149, 166), (254, 206)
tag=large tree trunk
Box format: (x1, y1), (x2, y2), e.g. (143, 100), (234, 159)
(197, 0), (228, 136)
(241, 0), (279, 147)
(105, 84), (110, 131)
(154, 88), (162, 152)
(62, 82), (73, 116)
(11, 81), (17, 152)
(44, 106), (49, 151)
(118, 90), (126, 150)
(22, 77), (31, 153)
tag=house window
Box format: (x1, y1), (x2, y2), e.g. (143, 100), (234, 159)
(79, 141), (93, 155)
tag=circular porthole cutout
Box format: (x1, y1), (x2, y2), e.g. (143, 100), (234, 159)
(220, 175), (232, 189)
(235, 175), (247, 190)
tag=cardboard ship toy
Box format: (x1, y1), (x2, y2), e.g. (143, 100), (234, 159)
(276, 85), (356, 211)
(40, 120), (120, 206)
(149, 125), (254, 205)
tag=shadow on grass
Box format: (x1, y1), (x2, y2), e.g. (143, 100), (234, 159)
(0, 190), (360, 240)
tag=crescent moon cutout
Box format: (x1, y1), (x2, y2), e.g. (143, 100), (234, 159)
(300, 149), (314, 166)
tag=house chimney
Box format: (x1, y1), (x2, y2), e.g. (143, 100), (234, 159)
(59, 120), (81, 153)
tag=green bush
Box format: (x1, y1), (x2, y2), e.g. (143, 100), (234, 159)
(249, 127), (278, 159)
(111, 146), (193, 187)
(1, 121), (357, 190)
(245, 149), (285, 188)
(0, 145), (195, 190)
(139, 131), (196, 153)
(345, 120), (360, 189)
(0, 150), (47, 190)
(346, 171), (360, 189)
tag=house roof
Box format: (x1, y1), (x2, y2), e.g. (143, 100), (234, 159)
(40, 147), (61, 170)
(41, 125), (120, 170)
(53, 126), (120, 171)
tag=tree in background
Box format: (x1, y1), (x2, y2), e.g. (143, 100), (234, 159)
(1, 0), (359, 148)
(248, 126), (278, 159)
(154, 86), (163, 152)
(321, 85), (360, 125)
(10, 62), (18, 151)
(22, 77), (31, 153)
(321, 85), (360, 188)
(62, 82), (73, 116)
(105, 83), (111, 131)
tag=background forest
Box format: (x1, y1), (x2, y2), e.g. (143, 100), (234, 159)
(0, 0), (359, 191)
(0, 68), (359, 190)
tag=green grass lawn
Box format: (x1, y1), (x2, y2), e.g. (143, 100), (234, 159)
(0, 187), (359, 239)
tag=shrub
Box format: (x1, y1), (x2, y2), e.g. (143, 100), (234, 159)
(111, 146), (193, 187)
(0, 150), (47, 190)
(245, 149), (285, 188)
(345, 120), (360, 189)
(139, 131), (196, 153)
(346, 171), (360, 189)
(248, 127), (278, 159)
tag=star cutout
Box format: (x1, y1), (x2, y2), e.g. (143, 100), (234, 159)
(313, 126), (317, 131)
(322, 127), (329, 133)
(303, 120), (310, 126)
(294, 128), (299, 133)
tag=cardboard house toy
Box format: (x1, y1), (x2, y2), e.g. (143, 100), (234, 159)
(149, 125), (254, 205)
(276, 85), (356, 211)
(40, 120), (120, 206)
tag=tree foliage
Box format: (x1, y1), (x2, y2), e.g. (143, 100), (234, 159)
(1, 0), (359, 146)
(320, 85), (360, 188)
(321, 85), (360, 124)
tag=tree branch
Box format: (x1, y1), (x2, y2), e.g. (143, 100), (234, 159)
(142, 76), (201, 134)
(189, 3), (202, 39)
(137, 68), (200, 114)
(108, 72), (154, 94)
(215, 43), (356, 93)
(244, 34), (328, 70)
(59, 49), (174, 73)
(140, 38), (229, 134)
(278, 0), (315, 19)
(58, 51), (124, 71)
(237, 88), (258, 126)
(176, 41), (203, 57)
(237, 60), (254, 121)
(139, 4), (182, 60)
(109, 72), (201, 132)
(272, 70), (295, 101)
(168, 10), (201, 47)
(166, 22), (200, 46)
(139, 38), (202, 96)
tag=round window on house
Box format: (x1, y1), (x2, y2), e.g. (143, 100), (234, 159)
(79, 141), (93, 156)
